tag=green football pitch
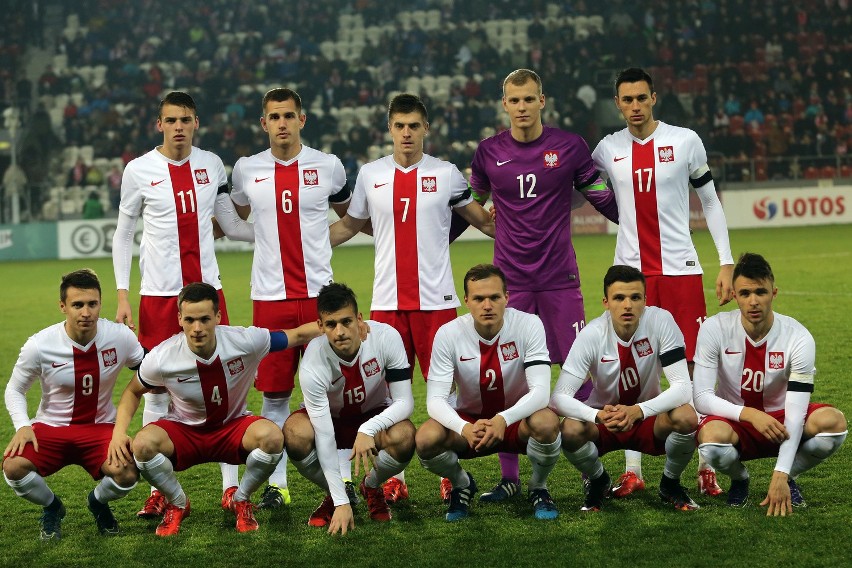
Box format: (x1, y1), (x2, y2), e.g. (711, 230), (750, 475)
(1, 225), (849, 567)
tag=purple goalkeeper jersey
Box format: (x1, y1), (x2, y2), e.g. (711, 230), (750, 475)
(470, 127), (617, 291)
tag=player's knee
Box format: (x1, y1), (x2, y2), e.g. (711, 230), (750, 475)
(414, 420), (445, 459)
(696, 420), (733, 445)
(809, 407), (847, 434)
(528, 408), (560, 443)
(559, 417), (588, 448)
(387, 420), (416, 455)
(669, 404), (698, 433)
(283, 416), (314, 458)
(109, 462), (139, 486)
(131, 431), (160, 461)
(257, 424), (285, 454)
(2, 456), (32, 480)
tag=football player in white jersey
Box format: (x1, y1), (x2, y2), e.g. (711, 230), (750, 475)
(230, 87), (352, 510)
(112, 91), (253, 515)
(329, 93), (494, 503)
(694, 253), (847, 514)
(415, 264), (562, 522)
(592, 67), (735, 498)
(551, 265), (700, 512)
(111, 283), (320, 536)
(284, 283), (415, 535)
(3, 269), (145, 541)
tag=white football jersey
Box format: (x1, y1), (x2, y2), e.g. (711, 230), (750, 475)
(593, 122), (707, 276)
(138, 326), (270, 426)
(558, 306), (686, 408)
(6, 320), (144, 429)
(348, 154), (472, 310)
(231, 147), (349, 300)
(119, 147), (228, 295)
(694, 310), (816, 412)
(428, 308), (550, 417)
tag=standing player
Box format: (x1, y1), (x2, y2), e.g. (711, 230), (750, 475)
(3, 269), (145, 540)
(230, 87), (351, 509)
(285, 283), (415, 535)
(592, 67), (735, 497)
(453, 68), (619, 502)
(112, 282), (320, 536)
(329, 93), (495, 503)
(551, 265), (699, 512)
(693, 253), (847, 514)
(112, 91), (254, 514)
(415, 264), (562, 522)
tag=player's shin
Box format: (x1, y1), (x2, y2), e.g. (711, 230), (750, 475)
(94, 476), (137, 502)
(236, 449), (283, 501)
(527, 434), (561, 490)
(563, 441), (604, 479)
(419, 451), (469, 488)
(4, 471), (54, 506)
(698, 443), (749, 480)
(367, 450), (408, 488)
(135, 453), (186, 507)
(292, 449), (329, 490)
(789, 431), (848, 478)
(262, 396), (291, 487)
(663, 432), (696, 480)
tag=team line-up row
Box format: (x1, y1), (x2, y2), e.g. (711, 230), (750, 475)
(4, 67), (847, 539)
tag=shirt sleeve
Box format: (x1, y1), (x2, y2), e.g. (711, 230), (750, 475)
(112, 210), (137, 290)
(692, 317), (744, 420)
(497, 363), (550, 426)
(329, 156), (350, 204)
(551, 341), (599, 423)
(5, 337), (41, 430)
(468, 146), (491, 195)
(357, 380), (414, 436)
(425, 326), (468, 434)
(448, 164), (473, 209)
(214, 192), (255, 242)
(230, 158), (249, 207)
(137, 351), (165, 390)
(776, 325), (817, 473)
(346, 169), (370, 220)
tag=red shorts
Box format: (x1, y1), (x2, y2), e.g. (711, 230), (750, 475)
(152, 415), (264, 471)
(139, 289), (229, 351)
(644, 274), (705, 361)
(253, 298), (317, 392)
(454, 411), (525, 459)
(594, 416), (666, 456)
(15, 422), (112, 479)
(699, 403), (831, 461)
(371, 308), (456, 380)
(294, 406), (387, 449)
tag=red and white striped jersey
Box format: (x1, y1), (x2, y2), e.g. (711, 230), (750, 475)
(558, 306), (686, 409)
(119, 147), (228, 294)
(138, 326), (270, 427)
(231, 147), (349, 300)
(348, 154), (472, 311)
(694, 310), (816, 413)
(428, 308), (550, 417)
(593, 122), (707, 276)
(6, 320), (145, 429)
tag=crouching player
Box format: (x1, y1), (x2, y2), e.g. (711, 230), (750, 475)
(416, 264), (562, 522)
(113, 282), (319, 536)
(3, 269), (145, 540)
(284, 283), (415, 535)
(551, 265), (699, 511)
(694, 253), (847, 514)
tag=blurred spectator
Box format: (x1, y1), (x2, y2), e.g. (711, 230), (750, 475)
(82, 190), (104, 219)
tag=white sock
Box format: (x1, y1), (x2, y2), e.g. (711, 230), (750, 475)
(419, 451), (468, 488)
(4, 471), (54, 507)
(262, 396), (290, 487)
(563, 441), (604, 479)
(220, 463), (239, 490)
(142, 391), (169, 426)
(292, 449), (328, 491)
(624, 449), (643, 478)
(366, 450), (407, 488)
(93, 475), (136, 503)
(697, 452), (714, 472)
(235, 448), (282, 502)
(392, 470), (406, 483)
(790, 431), (848, 478)
(663, 431), (696, 480)
(527, 434), (561, 490)
(135, 453), (186, 508)
(338, 448), (352, 480)
(698, 443), (749, 481)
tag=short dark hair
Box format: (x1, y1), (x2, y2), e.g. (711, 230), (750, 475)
(159, 91), (197, 117)
(603, 265), (646, 297)
(178, 282), (219, 312)
(503, 68), (543, 96)
(388, 93), (428, 123)
(317, 282), (358, 316)
(733, 252), (774, 284)
(60, 269), (101, 302)
(463, 264), (507, 295)
(615, 67), (655, 95)
(262, 87), (302, 115)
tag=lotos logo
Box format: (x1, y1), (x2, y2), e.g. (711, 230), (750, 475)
(543, 151), (559, 168)
(753, 197), (778, 220)
(362, 358), (380, 377)
(226, 357), (245, 376)
(101, 348), (117, 367)
(768, 352), (784, 370)
(658, 146), (674, 162)
(303, 169), (318, 185)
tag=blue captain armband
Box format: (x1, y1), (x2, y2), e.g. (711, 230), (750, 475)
(270, 331), (289, 352)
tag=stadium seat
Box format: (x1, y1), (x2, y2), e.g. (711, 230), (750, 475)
(820, 166), (836, 179)
(840, 165), (852, 178)
(804, 167), (820, 179)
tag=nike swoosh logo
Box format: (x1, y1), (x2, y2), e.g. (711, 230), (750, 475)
(255, 177), (270, 183)
(374, 183), (388, 188)
(151, 179), (166, 186)
(331, 375), (343, 384)
(51, 362), (69, 368)
(496, 160), (512, 166)
(460, 356), (476, 362)
(176, 376), (194, 383)
(613, 156), (628, 162)
(724, 349), (742, 355)
(600, 357), (617, 363)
